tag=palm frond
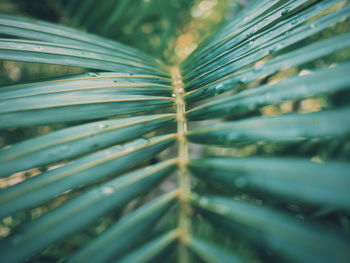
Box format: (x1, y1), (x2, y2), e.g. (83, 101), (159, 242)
(0, 160), (177, 263)
(68, 190), (178, 263)
(1, 0), (350, 262)
(191, 194), (350, 263)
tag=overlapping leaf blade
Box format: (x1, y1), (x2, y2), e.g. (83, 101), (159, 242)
(187, 108), (350, 145)
(183, 0), (303, 70)
(0, 73), (172, 100)
(0, 93), (173, 128)
(188, 236), (245, 263)
(68, 191), (178, 263)
(188, 158), (350, 209)
(117, 230), (178, 263)
(1, 0), (350, 262)
(0, 39), (167, 75)
(0, 135), (176, 219)
(0, 160), (177, 263)
(0, 13), (160, 65)
(184, 2), (350, 92)
(0, 114), (175, 176)
(186, 31), (350, 103)
(191, 195), (350, 263)
(187, 62), (350, 120)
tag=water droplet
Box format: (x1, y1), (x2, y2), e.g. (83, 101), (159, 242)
(291, 18), (299, 25)
(226, 133), (239, 142)
(248, 40), (254, 46)
(253, 64), (263, 72)
(214, 83), (226, 95)
(114, 145), (124, 151)
(281, 8), (290, 16)
(239, 77), (247, 83)
(270, 44), (282, 53)
(299, 69), (312, 76)
(172, 93), (176, 98)
(198, 89), (206, 95)
(142, 137), (151, 143)
(101, 186), (114, 195)
(98, 123), (108, 129)
(86, 72), (99, 77)
(235, 177), (248, 188)
(309, 23), (316, 29)
(51, 145), (70, 156)
(91, 143), (99, 149)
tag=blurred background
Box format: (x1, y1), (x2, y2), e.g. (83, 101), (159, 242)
(0, 0), (236, 86)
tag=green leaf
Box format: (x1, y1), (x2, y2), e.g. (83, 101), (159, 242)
(188, 158), (350, 209)
(0, 135), (176, 219)
(191, 195), (350, 263)
(0, 39), (167, 75)
(186, 31), (350, 102)
(0, 92), (173, 128)
(188, 236), (245, 263)
(185, 4), (350, 93)
(183, 0), (333, 85)
(117, 230), (178, 263)
(183, 0), (288, 69)
(0, 73), (172, 100)
(187, 62), (350, 120)
(193, 0), (280, 53)
(0, 13), (161, 66)
(0, 160), (177, 263)
(0, 114), (175, 177)
(68, 190), (178, 263)
(187, 108), (350, 146)
(1, 1), (350, 262)
(185, 0), (339, 78)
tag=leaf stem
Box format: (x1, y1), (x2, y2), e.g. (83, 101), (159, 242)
(171, 66), (191, 263)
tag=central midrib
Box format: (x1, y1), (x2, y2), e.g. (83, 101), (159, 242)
(171, 66), (191, 263)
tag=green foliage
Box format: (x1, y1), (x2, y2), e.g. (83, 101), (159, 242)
(0, 0), (350, 262)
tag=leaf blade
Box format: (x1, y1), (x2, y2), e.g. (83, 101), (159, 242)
(117, 230), (178, 263)
(189, 236), (245, 263)
(68, 191), (178, 263)
(0, 135), (176, 218)
(0, 160), (177, 263)
(186, 62), (350, 120)
(188, 157), (350, 209)
(0, 114), (175, 176)
(187, 108), (350, 146)
(191, 194), (350, 263)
